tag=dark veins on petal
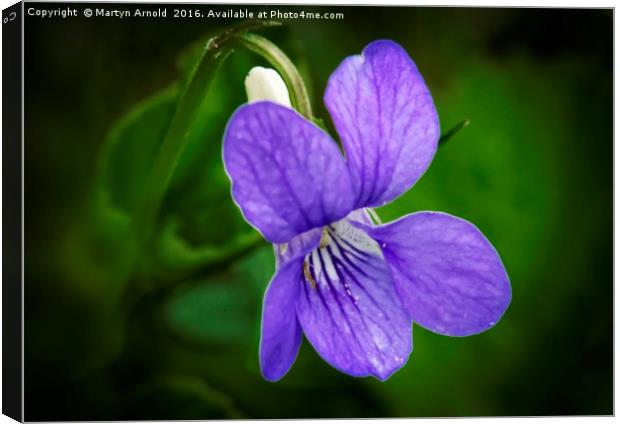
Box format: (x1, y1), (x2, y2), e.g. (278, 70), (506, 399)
(296, 223), (411, 379)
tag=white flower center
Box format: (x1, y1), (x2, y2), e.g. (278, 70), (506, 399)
(303, 216), (383, 289)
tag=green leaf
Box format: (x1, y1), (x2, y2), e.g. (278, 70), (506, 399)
(163, 247), (273, 346)
(154, 216), (260, 273)
(93, 44), (258, 277)
(90, 21), (282, 291)
(96, 85), (180, 213)
(438, 118), (470, 146)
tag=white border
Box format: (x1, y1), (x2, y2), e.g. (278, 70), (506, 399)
(0, 1), (615, 424)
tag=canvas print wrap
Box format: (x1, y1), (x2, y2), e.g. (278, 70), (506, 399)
(11, 2), (612, 420)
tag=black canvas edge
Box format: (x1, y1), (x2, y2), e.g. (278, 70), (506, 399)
(2, 1), (23, 422)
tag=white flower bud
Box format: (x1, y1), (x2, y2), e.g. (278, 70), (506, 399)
(244, 66), (292, 108)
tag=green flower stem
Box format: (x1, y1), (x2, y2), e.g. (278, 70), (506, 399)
(128, 21), (281, 267)
(128, 47), (231, 257)
(233, 32), (313, 120)
(126, 21), (312, 281)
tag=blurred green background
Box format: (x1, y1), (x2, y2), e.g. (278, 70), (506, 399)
(23, 4), (612, 420)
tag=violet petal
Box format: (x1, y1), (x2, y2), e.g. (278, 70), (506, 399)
(261, 226), (321, 382)
(295, 218), (412, 380)
(324, 40), (440, 208)
(223, 101), (355, 243)
(274, 227), (323, 269)
(260, 258), (305, 382)
(359, 212), (511, 336)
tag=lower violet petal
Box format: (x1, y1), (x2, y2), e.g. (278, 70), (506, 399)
(361, 212), (511, 337)
(295, 217), (412, 380)
(260, 258), (305, 381)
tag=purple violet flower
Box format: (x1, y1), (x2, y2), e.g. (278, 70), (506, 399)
(222, 40), (511, 381)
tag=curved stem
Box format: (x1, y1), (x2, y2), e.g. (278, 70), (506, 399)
(234, 32), (313, 120)
(126, 21), (282, 277)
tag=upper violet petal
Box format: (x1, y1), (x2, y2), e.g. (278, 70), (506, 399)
(324, 40), (440, 208)
(295, 217), (412, 380)
(260, 258), (305, 382)
(223, 101), (355, 243)
(360, 212), (511, 336)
